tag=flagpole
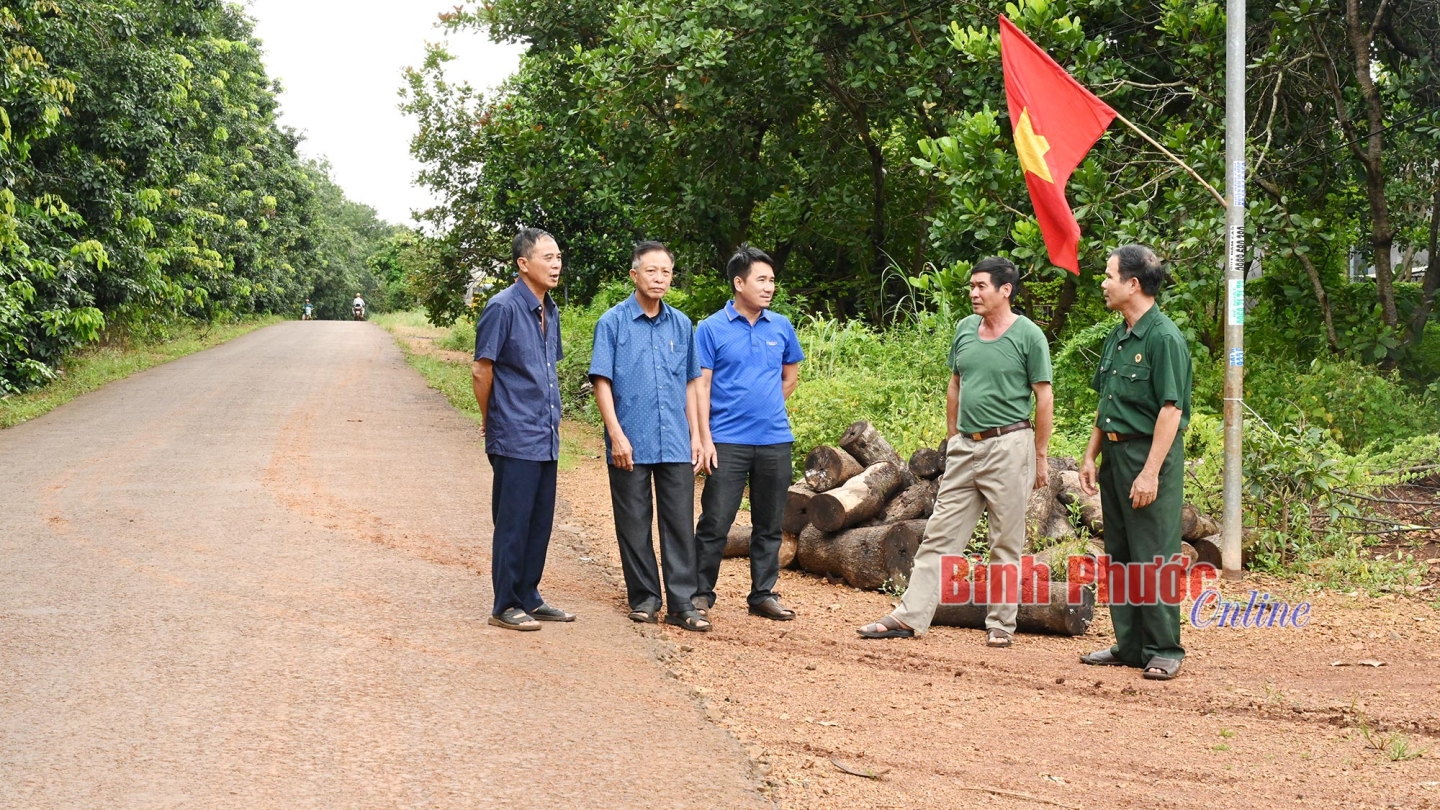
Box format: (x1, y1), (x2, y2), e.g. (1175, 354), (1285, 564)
(1221, 0), (1247, 579)
(1111, 112), (1227, 209)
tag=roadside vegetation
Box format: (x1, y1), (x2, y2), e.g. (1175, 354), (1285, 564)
(1, 1), (415, 395)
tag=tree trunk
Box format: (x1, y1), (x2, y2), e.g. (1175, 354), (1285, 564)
(931, 583), (1095, 636)
(809, 461), (906, 532)
(804, 445), (864, 492)
(1343, 0), (1398, 329)
(908, 447), (943, 480)
(797, 520), (926, 590)
(880, 479), (939, 523)
(1406, 180), (1440, 346)
(840, 421), (916, 487)
(1057, 470), (1104, 535)
(784, 483), (815, 535)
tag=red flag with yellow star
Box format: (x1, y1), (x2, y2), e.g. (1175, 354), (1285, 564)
(999, 15), (1116, 274)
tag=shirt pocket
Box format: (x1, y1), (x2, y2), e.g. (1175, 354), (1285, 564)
(668, 340), (689, 377)
(1114, 363), (1152, 402)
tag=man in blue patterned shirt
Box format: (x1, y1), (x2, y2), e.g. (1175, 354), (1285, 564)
(472, 228), (576, 631)
(589, 242), (710, 632)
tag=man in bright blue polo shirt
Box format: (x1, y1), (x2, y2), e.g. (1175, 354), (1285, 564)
(589, 241), (710, 632)
(471, 227), (576, 631)
(694, 246), (805, 622)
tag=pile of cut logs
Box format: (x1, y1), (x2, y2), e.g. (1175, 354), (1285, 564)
(723, 420), (1226, 635)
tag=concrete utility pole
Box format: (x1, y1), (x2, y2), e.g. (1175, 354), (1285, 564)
(1221, 0), (1246, 578)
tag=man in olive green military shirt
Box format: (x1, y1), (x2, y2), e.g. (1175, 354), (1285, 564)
(1078, 244), (1192, 680)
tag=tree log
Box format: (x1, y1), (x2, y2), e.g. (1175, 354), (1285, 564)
(797, 520), (926, 590)
(784, 483), (815, 534)
(723, 524), (752, 557)
(1042, 511), (1076, 541)
(936, 436), (951, 475)
(908, 447), (943, 480)
(1189, 534), (1222, 568)
(840, 421), (916, 488)
(931, 583), (1095, 636)
(809, 462), (906, 532)
(1025, 457), (1076, 543)
(1057, 470), (1104, 535)
(1181, 504), (1220, 541)
(723, 525), (799, 569)
(880, 479), (938, 523)
(804, 446), (863, 493)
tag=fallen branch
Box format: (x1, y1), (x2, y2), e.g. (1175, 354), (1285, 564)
(954, 782), (1081, 809)
(831, 758), (890, 780)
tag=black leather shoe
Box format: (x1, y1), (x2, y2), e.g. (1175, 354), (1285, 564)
(747, 597), (796, 621)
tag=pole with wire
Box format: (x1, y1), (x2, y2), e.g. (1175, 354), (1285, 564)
(1221, 0), (1246, 579)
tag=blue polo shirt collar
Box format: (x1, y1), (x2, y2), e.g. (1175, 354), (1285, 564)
(724, 299), (771, 322)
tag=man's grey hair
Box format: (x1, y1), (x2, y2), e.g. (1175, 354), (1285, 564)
(1110, 244), (1166, 297)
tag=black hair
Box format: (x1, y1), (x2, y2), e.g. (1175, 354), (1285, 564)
(512, 227), (556, 263)
(725, 245), (775, 290)
(631, 240), (675, 269)
(1110, 244), (1166, 297)
(970, 256), (1020, 300)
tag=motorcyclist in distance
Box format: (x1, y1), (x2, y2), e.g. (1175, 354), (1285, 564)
(352, 293), (366, 320)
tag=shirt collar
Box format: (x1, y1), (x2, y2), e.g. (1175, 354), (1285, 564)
(512, 280), (553, 312)
(724, 300), (770, 322)
(1126, 303), (1159, 338)
(623, 293), (668, 322)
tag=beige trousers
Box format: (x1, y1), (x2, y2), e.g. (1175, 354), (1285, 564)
(892, 428), (1035, 634)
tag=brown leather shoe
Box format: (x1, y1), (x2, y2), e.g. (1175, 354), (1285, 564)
(747, 597), (796, 621)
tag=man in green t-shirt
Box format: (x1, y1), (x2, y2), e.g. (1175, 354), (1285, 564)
(858, 257), (1053, 647)
(1078, 245), (1193, 680)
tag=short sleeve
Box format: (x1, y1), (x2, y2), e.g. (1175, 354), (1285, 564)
(474, 300), (510, 362)
(588, 313), (616, 381)
(1026, 323), (1053, 385)
(685, 329), (701, 381)
(1089, 330), (1113, 393)
(696, 320), (717, 370)
(1150, 333), (1190, 406)
(781, 319), (804, 364)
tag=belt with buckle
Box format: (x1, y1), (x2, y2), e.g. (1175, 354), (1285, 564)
(966, 419), (1032, 442)
(1103, 431), (1149, 443)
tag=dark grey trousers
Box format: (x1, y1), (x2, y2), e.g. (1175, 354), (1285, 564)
(608, 462), (698, 616)
(694, 442), (793, 608)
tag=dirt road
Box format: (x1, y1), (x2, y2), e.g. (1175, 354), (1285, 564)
(0, 322), (764, 809)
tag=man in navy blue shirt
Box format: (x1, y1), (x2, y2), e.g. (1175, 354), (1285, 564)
(694, 246), (805, 621)
(589, 241), (710, 632)
(471, 228), (576, 631)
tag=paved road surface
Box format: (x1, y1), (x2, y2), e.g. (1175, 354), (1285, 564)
(0, 322), (764, 809)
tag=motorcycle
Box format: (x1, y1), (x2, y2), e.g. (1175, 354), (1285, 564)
(352, 303), (366, 321)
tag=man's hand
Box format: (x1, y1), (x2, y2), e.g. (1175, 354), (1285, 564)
(1033, 455), (1049, 490)
(691, 436), (706, 474)
(698, 440), (718, 475)
(610, 432), (635, 471)
(1079, 455), (1099, 496)
(1129, 468), (1159, 509)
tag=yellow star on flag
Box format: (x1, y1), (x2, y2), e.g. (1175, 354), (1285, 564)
(1014, 108), (1053, 183)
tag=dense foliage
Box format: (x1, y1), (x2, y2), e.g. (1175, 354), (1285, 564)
(404, 0), (1437, 359)
(1, 0), (395, 392)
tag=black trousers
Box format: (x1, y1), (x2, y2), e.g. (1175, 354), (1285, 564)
(488, 454), (557, 616)
(608, 462), (698, 616)
(694, 442), (793, 608)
